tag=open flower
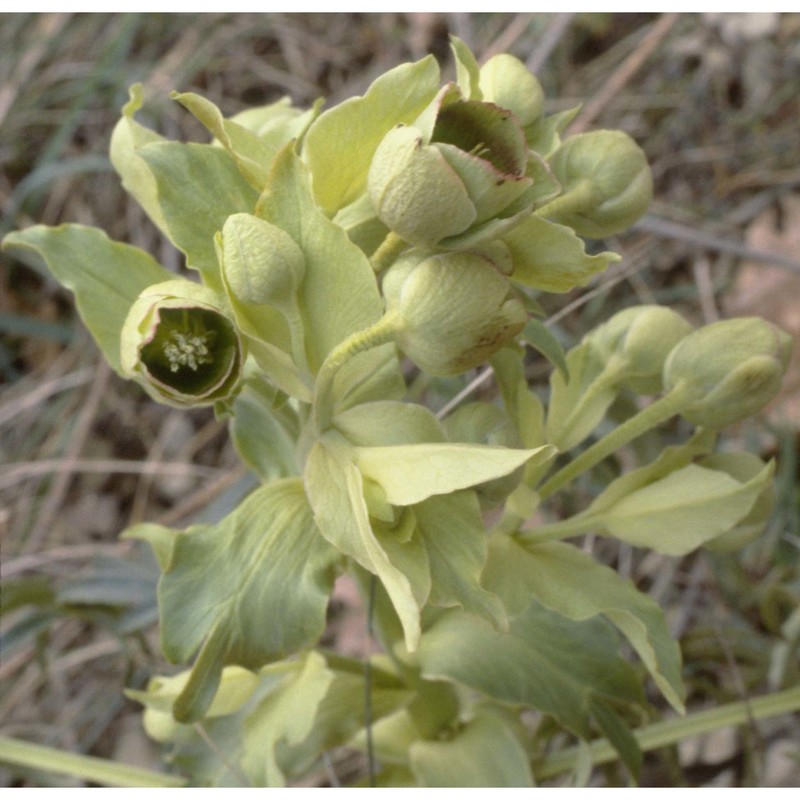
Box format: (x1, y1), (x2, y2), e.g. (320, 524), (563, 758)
(368, 85), (533, 249)
(121, 279), (244, 407)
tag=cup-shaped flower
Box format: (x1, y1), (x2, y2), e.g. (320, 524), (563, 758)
(535, 130), (653, 238)
(383, 250), (527, 375)
(367, 85), (532, 248)
(663, 317), (792, 428)
(588, 305), (693, 394)
(121, 279), (244, 407)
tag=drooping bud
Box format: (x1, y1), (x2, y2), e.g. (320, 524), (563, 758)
(121, 279), (243, 407)
(536, 130), (653, 238)
(219, 213), (305, 308)
(367, 85), (532, 248)
(663, 317), (792, 428)
(384, 250), (527, 376)
(588, 305), (693, 394)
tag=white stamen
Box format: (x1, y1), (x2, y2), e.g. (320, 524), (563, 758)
(163, 331), (213, 372)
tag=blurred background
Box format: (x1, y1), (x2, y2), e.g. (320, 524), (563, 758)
(1, 12), (798, 787)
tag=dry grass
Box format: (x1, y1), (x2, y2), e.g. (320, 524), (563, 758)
(1, 12), (798, 787)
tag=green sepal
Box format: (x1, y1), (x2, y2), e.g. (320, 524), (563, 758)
(2, 223), (173, 374)
(525, 105), (581, 158)
(303, 55), (441, 215)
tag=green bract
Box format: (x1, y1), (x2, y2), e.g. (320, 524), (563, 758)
(121, 279), (244, 407)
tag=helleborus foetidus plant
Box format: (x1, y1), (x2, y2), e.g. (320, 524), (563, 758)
(3, 37), (792, 788)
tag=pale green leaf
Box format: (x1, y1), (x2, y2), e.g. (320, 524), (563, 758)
(522, 317), (568, 379)
(334, 400), (445, 446)
(304, 436), (424, 651)
(409, 710), (533, 787)
(137, 141), (260, 289)
(229, 382), (299, 481)
(353, 442), (555, 506)
(414, 492), (507, 628)
(256, 146), (384, 373)
(241, 652), (334, 787)
(154, 479), (338, 720)
(484, 534), (684, 712)
(2, 224), (172, 374)
(595, 460), (775, 555)
(332, 344), (406, 412)
(302, 55), (440, 214)
(417, 600), (643, 740)
(525, 105), (581, 158)
(545, 340), (616, 450)
(109, 84), (170, 234)
(171, 90), (277, 190)
(505, 214), (620, 293)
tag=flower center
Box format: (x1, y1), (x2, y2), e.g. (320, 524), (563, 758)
(163, 329), (215, 372)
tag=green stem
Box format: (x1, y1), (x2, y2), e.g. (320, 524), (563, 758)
(0, 735), (187, 788)
(313, 312), (400, 432)
(534, 684), (800, 781)
(370, 231), (407, 273)
(515, 512), (599, 545)
(537, 380), (696, 501)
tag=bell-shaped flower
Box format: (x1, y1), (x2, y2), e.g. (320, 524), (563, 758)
(663, 317), (792, 428)
(368, 84), (533, 249)
(121, 279), (244, 407)
(383, 249), (527, 375)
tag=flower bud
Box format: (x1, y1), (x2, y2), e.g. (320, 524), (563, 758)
(663, 317), (792, 428)
(588, 305), (693, 394)
(220, 213), (304, 308)
(121, 279), (244, 407)
(700, 452), (776, 552)
(536, 130), (653, 238)
(368, 86), (532, 248)
(384, 251), (527, 376)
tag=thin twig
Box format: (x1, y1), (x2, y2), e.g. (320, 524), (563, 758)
(0, 458), (219, 491)
(635, 214), (800, 273)
(526, 14), (575, 75)
(26, 360), (111, 552)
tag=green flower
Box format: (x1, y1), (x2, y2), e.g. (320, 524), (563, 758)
(368, 84), (533, 249)
(664, 317), (792, 428)
(383, 250), (527, 375)
(535, 130), (653, 238)
(121, 279), (244, 407)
